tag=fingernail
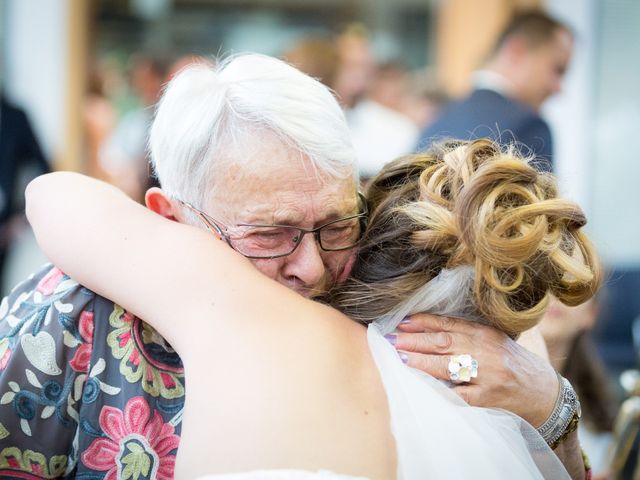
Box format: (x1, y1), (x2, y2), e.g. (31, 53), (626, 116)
(384, 334), (397, 346)
(399, 352), (409, 364)
(400, 317), (411, 325)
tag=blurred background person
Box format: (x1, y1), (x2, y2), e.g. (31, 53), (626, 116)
(285, 30), (419, 180)
(0, 94), (49, 289)
(99, 53), (170, 202)
(332, 24), (375, 111)
(83, 60), (117, 181)
(417, 10), (573, 172)
(539, 296), (618, 480)
(404, 67), (450, 133)
(347, 61), (421, 179)
(284, 35), (340, 90)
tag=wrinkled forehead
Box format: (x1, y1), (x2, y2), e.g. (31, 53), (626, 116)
(215, 127), (354, 180)
(206, 134), (358, 223)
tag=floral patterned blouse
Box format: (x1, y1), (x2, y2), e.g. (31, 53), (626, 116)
(0, 265), (184, 479)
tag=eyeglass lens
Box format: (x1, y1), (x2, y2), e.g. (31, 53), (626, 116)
(230, 216), (362, 258)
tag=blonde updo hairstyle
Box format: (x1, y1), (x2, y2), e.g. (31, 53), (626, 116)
(332, 139), (601, 338)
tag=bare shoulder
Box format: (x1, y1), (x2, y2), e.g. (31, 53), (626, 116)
(182, 292), (372, 376)
(177, 299), (395, 479)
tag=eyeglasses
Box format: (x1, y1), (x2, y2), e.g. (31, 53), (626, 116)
(177, 195), (367, 260)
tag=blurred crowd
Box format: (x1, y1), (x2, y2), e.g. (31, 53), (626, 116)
(79, 27), (450, 197)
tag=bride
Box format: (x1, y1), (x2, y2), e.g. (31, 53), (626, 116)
(26, 134), (599, 478)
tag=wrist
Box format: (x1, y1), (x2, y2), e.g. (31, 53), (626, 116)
(530, 366), (561, 428)
(536, 373), (582, 449)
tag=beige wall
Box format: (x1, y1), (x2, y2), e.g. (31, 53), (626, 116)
(59, 0), (90, 171)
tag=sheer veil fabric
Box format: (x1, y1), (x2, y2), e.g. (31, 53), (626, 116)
(362, 264), (569, 478)
(365, 324), (569, 479)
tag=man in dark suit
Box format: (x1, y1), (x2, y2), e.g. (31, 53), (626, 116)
(0, 95), (49, 282)
(417, 11), (573, 172)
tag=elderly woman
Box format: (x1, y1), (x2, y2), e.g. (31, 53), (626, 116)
(25, 133), (599, 478)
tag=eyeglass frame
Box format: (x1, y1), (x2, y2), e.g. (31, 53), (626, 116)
(176, 193), (368, 260)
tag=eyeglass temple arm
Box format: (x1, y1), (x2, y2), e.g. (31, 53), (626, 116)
(177, 200), (225, 241)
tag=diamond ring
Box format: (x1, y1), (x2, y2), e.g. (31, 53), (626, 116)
(447, 354), (478, 384)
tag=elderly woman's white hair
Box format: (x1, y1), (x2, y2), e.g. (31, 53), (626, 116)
(149, 53), (357, 207)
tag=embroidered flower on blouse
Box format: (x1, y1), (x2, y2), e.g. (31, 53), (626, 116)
(69, 310), (94, 373)
(0, 338), (12, 371)
(0, 369), (75, 437)
(0, 447), (68, 478)
(35, 267), (65, 296)
(81, 396), (179, 480)
(106, 305), (184, 399)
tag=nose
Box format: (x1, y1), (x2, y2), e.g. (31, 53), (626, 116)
(550, 70), (565, 95)
(282, 233), (326, 292)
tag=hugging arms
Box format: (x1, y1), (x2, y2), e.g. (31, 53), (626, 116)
(25, 143), (597, 478)
(0, 54), (593, 479)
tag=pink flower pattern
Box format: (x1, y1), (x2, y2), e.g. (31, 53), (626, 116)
(35, 267), (65, 296)
(107, 306), (184, 398)
(0, 264), (185, 478)
(81, 396), (179, 480)
(70, 310), (94, 373)
(0, 338), (12, 370)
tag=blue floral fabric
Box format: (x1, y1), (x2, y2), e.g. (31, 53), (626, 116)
(0, 265), (184, 479)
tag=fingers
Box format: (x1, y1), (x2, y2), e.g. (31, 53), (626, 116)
(394, 331), (456, 355)
(401, 352), (450, 380)
(397, 313), (476, 335)
(397, 313), (508, 348)
(401, 352), (482, 388)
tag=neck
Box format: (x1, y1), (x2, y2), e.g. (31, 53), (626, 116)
(483, 60), (538, 111)
(544, 338), (571, 372)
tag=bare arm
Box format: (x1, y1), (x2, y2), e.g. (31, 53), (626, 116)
(25, 172), (303, 353)
(26, 173), (396, 479)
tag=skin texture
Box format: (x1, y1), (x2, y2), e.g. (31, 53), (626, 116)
(148, 134), (568, 443)
(393, 314), (558, 427)
(205, 137), (359, 298)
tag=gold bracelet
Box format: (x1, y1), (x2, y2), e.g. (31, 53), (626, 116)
(550, 410), (580, 450)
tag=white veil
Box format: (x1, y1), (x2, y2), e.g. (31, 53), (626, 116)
(367, 265), (570, 479)
(373, 265), (486, 336)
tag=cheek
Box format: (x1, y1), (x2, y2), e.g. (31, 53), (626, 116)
(332, 251), (358, 285)
(249, 258), (283, 280)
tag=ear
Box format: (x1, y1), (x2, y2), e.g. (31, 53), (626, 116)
(502, 35), (530, 61)
(145, 188), (180, 221)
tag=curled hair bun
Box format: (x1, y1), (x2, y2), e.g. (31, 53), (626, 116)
(332, 139), (601, 337)
(441, 140), (601, 335)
